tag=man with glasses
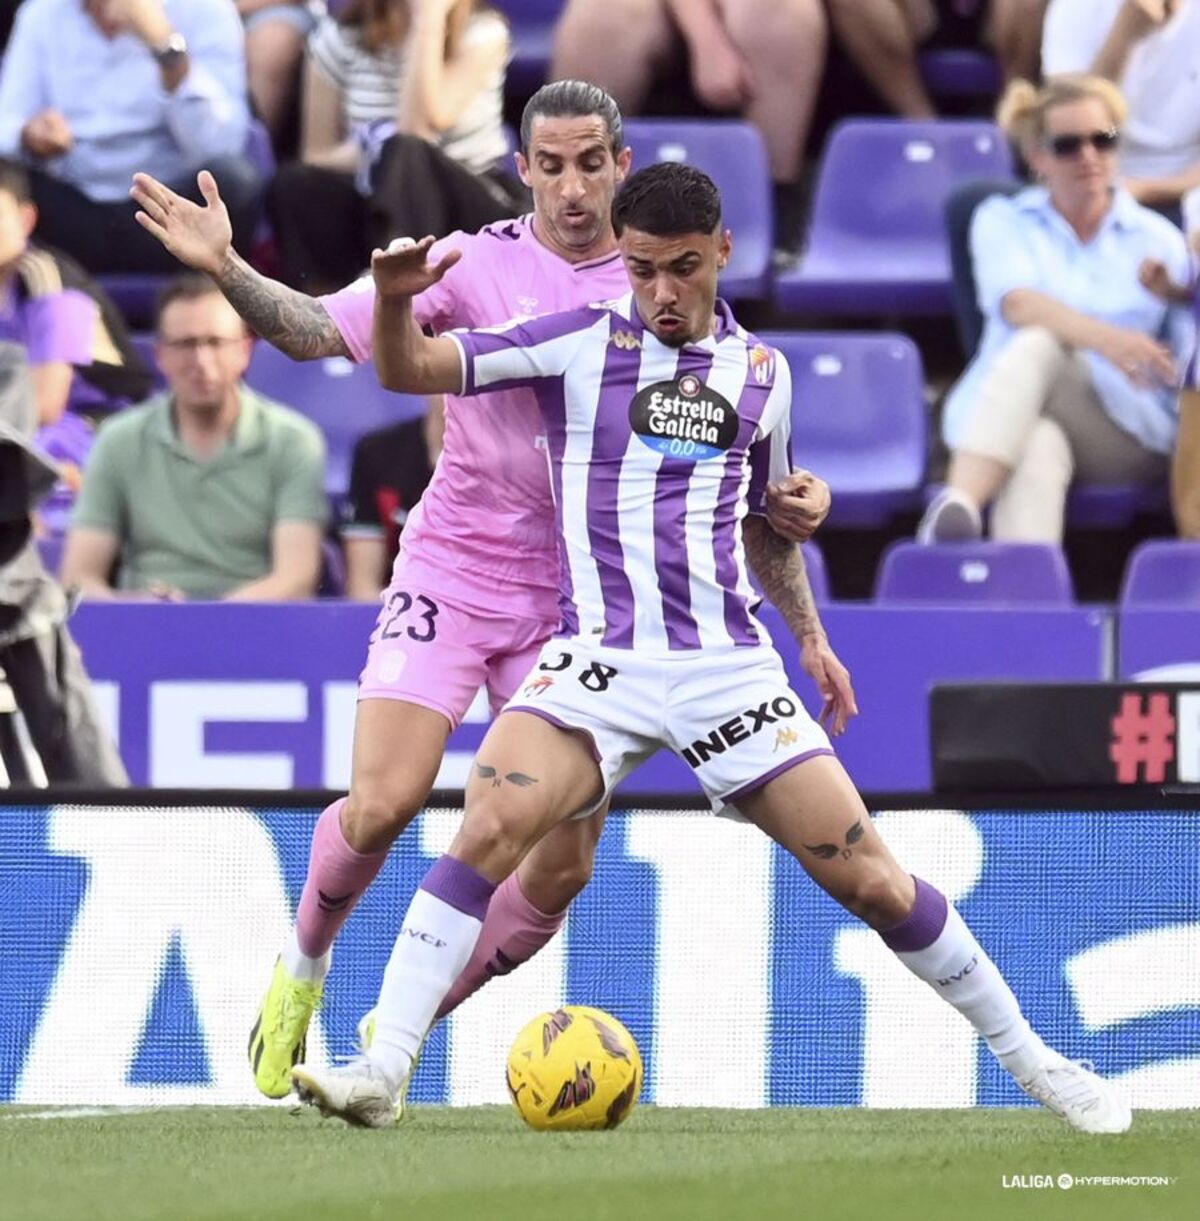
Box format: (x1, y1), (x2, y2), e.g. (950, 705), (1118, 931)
(61, 274), (327, 600)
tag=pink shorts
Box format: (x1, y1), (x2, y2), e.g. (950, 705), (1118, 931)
(358, 579), (559, 730)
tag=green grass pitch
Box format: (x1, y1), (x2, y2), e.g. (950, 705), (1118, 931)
(0, 1106), (1195, 1221)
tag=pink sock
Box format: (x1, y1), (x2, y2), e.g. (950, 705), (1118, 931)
(293, 798), (389, 959)
(435, 872), (567, 1019)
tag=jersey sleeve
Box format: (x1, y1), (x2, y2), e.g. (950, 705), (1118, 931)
(746, 353), (794, 517)
(319, 232), (474, 363)
(450, 307), (601, 397)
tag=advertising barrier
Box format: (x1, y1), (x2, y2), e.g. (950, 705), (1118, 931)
(67, 602), (1110, 792)
(2, 795), (1196, 1110)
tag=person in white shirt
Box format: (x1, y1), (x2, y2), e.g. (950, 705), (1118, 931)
(920, 74), (1193, 544)
(1042, 0), (1200, 219)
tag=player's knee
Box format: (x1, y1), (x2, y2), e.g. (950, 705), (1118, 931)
(455, 803), (541, 877)
(342, 780), (424, 852)
(1010, 325), (1067, 368)
(842, 864), (914, 929)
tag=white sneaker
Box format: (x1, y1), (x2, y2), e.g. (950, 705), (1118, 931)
(917, 488), (983, 544)
(1018, 1052), (1132, 1134)
(291, 1055), (407, 1129)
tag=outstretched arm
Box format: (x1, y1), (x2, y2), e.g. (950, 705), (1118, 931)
(372, 237), (466, 393)
(743, 514), (857, 736)
(131, 170), (349, 360)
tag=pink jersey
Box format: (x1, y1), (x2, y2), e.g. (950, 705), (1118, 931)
(321, 215), (631, 621)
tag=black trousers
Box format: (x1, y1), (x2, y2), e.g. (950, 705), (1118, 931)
(270, 134), (529, 292)
(30, 155), (264, 275)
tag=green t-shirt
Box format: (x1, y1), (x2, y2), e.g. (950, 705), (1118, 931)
(71, 387), (328, 599)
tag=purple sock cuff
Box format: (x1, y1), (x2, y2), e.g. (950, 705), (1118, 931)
(420, 855), (497, 921)
(879, 876), (948, 952)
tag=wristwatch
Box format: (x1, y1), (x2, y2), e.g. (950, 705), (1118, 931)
(153, 32), (189, 69)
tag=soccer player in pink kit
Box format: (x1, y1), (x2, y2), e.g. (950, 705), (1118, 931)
(130, 81), (844, 1100)
(291, 162), (1133, 1135)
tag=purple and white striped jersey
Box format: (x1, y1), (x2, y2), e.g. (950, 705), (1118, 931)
(448, 293), (793, 654)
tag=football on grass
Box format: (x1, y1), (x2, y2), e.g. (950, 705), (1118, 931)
(506, 1005), (642, 1131)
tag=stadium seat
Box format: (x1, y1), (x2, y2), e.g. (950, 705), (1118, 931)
(775, 119), (1015, 315)
(1120, 540), (1200, 607)
(761, 331), (927, 526)
(875, 541), (1075, 605)
(1067, 483), (1171, 528)
(918, 48), (1002, 98)
(242, 345), (428, 497)
(623, 118), (772, 300)
(129, 333), (167, 392)
(492, 0), (563, 93)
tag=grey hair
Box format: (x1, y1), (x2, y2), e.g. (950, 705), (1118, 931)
(519, 80), (623, 154)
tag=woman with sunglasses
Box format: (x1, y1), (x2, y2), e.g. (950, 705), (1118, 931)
(920, 73), (1194, 544)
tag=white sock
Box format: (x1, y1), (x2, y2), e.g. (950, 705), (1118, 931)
(888, 896), (1047, 1082)
(369, 887), (484, 1090)
(281, 928), (330, 984)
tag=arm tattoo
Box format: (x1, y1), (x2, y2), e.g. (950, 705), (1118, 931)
(743, 515), (823, 643)
(474, 764), (539, 788)
(218, 251), (350, 360)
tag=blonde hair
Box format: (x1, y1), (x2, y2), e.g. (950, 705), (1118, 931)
(996, 75), (1128, 153)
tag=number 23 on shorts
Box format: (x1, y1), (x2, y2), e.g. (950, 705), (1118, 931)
(376, 590), (440, 643)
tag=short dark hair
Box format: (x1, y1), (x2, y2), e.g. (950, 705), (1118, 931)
(0, 159), (32, 205)
(155, 273), (241, 333)
(611, 162), (721, 238)
(520, 79), (623, 155)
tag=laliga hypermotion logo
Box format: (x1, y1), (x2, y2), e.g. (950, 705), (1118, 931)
(523, 675), (554, 698)
(749, 343), (774, 385)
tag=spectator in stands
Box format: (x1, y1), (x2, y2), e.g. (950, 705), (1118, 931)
(550, 0), (826, 257)
(1042, 0), (1200, 224)
(0, 0), (262, 275)
(270, 0), (523, 292)
(62, 274), (327, 600)
(826, 0), (1048, 120)
(919, 74), (1193, 544)
(0, 158), (154, 533)
(341, 398), (441, 600)
(239, 1), (319, 150)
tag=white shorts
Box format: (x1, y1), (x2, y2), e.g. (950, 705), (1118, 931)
(503, 641), (835, 817)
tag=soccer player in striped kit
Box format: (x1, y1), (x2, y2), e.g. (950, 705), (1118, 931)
(131, 81), (840, 1101)
(292, 162), (1133, 1135)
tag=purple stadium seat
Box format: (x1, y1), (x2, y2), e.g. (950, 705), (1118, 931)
(1067, 483), (1170, 528)
(129, 334), (167, 392)
(762, 331), (927, 526)
(492, 0), (563, 92)
(918, 48), (1002, 98)
(623, 119), (772, 300)
(875, 541), (1075, 605)
(1120, 540), (1200, 607)
(775, 119), (1015, 315)
(242, 344), (428, 497)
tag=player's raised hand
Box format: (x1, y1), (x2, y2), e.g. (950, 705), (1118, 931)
(800, 633), (858, 737)
(766, 469), (832, 543)
(130, 170), (232, 278)
(371, 236), (462, 299)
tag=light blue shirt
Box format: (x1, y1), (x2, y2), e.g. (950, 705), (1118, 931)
(0, 0), (248, 202)
(943, 185), (1195, 455)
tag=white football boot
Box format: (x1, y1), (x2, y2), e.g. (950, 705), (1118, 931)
(291, 1055), (408, 1129)
(1018, 1052), (1133, 1134)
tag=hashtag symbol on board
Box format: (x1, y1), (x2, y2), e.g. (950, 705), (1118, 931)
(1108, 692), (1176, 783)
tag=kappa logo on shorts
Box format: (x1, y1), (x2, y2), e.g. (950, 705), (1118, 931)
(680, 696), (798, 769)
(523, 675), (554, 698)
(774, 727), (798, 752)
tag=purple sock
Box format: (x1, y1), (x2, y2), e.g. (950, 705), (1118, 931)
(878, 876), (948, 951)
